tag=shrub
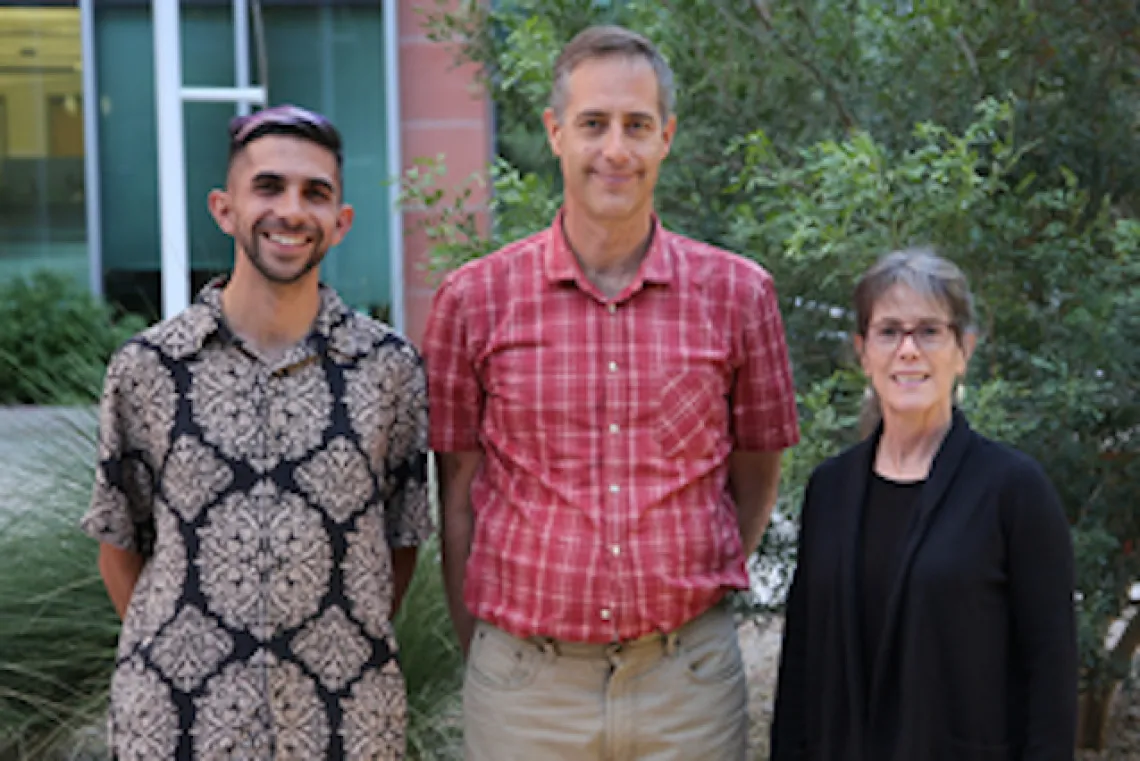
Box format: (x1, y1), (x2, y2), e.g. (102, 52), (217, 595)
(0, 272), (145, 406)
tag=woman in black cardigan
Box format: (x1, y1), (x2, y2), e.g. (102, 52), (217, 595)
(771, 249), (1077, 761)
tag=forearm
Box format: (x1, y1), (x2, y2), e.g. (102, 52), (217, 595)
(737, 492), (777, 555)
(441, 507), (475, 655)
(730, 450), (783, 555)
(390, 547), (418, 618)
(437, 451), (482, 656)
(97, 543), (145, 620)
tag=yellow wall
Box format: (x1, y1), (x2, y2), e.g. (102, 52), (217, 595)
(0, 72), (82, 158)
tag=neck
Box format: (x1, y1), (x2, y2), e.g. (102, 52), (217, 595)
(562, 205), (654, 275)
(221, 257), (320, 357)
(875, 405), (954, 481)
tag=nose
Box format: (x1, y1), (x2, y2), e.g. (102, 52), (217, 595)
(275, 187), (306, 226)
(602, 124), (631, 165)
(896, 332), (921, 356)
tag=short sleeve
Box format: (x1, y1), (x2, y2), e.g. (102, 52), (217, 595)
(423, 272), (483, 452)
(732, 270), (800, 451)
(79, 345), (156, 555)
(382, 344), (433, 549)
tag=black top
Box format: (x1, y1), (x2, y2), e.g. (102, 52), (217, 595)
(860, 472), (923, 692)
(771, 410), (1078, 761)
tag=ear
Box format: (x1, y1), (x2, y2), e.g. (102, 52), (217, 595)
(958, 331), (978, 374)
(854, 334), (871, 375)
(661, 113), (677, 157)
(207, 188), (235, 236)
(328, 203), (355, 248)
(542, 107), (563, 158)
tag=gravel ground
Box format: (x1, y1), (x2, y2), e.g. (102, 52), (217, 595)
(739, 615), (1140, 761)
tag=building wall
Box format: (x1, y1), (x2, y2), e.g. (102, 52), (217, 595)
(397, 0), (492, 346)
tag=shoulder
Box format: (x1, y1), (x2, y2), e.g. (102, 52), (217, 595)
(809, 438), (870, 489)
(966, 433), (1055, 500)
(331, 310), (423, 372)
(130, 302), (219, 361)
(439, 229), (548, 294)
(958, 429), (1046, 482)
(666, 230), (775, 293)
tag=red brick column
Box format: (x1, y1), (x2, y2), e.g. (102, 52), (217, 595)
(398, 0), (492, 346)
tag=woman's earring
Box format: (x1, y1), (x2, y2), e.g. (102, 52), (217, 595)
(955, 381), (966, 405)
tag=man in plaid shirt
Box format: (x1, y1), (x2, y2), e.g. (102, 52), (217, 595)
(423, 25), (799, 761)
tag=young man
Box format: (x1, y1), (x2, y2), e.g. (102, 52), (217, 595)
(81, 105), (431, 760)
(423, 26), (800, 761)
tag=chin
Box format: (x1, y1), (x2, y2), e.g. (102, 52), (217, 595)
(881, 395), (952, 421)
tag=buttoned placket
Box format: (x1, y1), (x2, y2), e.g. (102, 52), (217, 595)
(601, 297), (626, 639)
(228, 335), (323, 759)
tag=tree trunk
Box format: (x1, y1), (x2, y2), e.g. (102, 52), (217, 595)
(1077, 611), (1140, 750)
(1078, 682), (1120, 750)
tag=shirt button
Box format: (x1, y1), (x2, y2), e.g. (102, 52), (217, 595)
(608, 361), (618, 373)
(611, 544), (621, 557)
(600, 608), (612, 621)
(609, 484), (620, 494)
(607, 303), (617, 314)
(609, 423), (620, 434)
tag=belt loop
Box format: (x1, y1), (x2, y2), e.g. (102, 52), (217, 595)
(664, 631), (680, 657)
(534, 637), (561, 659)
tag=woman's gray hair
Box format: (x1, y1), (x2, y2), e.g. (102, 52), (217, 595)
(854, 247), (977, 338)
(854, 247), (978, 436)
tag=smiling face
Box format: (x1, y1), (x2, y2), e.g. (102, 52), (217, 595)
(208, 135), (353, 287)
(542, 54), (675, 228)
(855, 283), (975, 426)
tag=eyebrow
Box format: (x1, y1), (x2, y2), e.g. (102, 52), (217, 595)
(251, 171), (336, 194)
(575, 109), (657, 123)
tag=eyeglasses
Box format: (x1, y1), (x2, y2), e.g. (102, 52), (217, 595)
(866, 320), (957, 352)
(228, 105), (342, 164)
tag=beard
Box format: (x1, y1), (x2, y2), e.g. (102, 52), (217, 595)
(236, 221), (328, 285)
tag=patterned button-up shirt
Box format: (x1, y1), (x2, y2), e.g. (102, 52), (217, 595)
(424, 212), (799, 644)
(80, 280), (431, 760)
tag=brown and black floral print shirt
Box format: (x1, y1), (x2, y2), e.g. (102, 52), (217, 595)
(80, 280), (432, 760)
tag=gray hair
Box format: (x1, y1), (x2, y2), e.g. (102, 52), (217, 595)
(854, 247), (977, 339)
(854, 248), (977, 436)
(550, 25), (676, 123)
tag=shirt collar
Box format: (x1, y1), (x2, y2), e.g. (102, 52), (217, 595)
(543, 208), (675, 289)
(180, 276), (366, 357)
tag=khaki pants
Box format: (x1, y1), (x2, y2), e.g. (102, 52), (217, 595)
(463, 603), (748, 761)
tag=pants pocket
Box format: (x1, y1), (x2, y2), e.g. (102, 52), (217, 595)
(465, 622), (543, 692)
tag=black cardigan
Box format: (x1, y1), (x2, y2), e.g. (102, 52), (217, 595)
(771, 410), (1078, 761)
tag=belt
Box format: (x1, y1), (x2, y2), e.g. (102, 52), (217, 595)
(524, 598), (729, 660)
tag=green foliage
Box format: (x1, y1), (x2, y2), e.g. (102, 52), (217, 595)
(0, 272), (145, 406)
(409, 0), (1140, 711)
(394, 541), (464, 761)
(400, 155), (560, 275)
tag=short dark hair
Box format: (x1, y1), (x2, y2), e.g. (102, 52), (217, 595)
(551, 25), (675, 122)
(227, 104), (343, 170)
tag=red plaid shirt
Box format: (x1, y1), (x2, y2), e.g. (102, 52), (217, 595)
(424, 213), (799, 643)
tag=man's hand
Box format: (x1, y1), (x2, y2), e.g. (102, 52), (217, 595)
(98, 543), (146, 619)
(390, 547), (418, 619)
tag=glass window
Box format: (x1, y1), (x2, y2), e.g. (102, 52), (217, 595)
(0, 4), (87, 288)
(95, 2), (391, 319)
